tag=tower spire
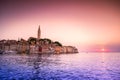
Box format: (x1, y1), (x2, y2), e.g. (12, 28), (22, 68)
(37, 25), (41, 40)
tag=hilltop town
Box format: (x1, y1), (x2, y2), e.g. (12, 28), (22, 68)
(0, 26), (78, 54)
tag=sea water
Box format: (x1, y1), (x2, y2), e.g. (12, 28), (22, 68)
(0, 53), (120, 80)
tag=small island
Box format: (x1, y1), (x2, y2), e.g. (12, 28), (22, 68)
(0, 25), (78, 54)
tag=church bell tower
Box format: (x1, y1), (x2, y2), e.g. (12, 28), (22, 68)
(37, 25), (41, 40)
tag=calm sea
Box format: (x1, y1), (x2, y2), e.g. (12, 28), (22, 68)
(0, 53), (120, 80)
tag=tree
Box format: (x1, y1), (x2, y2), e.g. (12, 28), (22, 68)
(28, 37), (37, 44)
(39, 38), (52, 44)
(44, 38), (52, 44)
(54, 41), (62, 46)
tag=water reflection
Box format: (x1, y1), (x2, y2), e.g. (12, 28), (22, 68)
(30, 54), (43, 79)
(0, 53), (120, 80)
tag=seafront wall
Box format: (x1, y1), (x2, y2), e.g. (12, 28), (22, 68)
(0, 44), (78, 54)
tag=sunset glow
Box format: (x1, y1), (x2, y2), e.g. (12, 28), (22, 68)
(0, 0), (120, 52)
(101, 48), (105, 52)
(1, 1), (120, 80)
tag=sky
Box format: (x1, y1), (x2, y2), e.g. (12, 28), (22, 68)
(0, 0), (120, 52)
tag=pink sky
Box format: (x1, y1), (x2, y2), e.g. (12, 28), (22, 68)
(0, 0), (120, 51)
